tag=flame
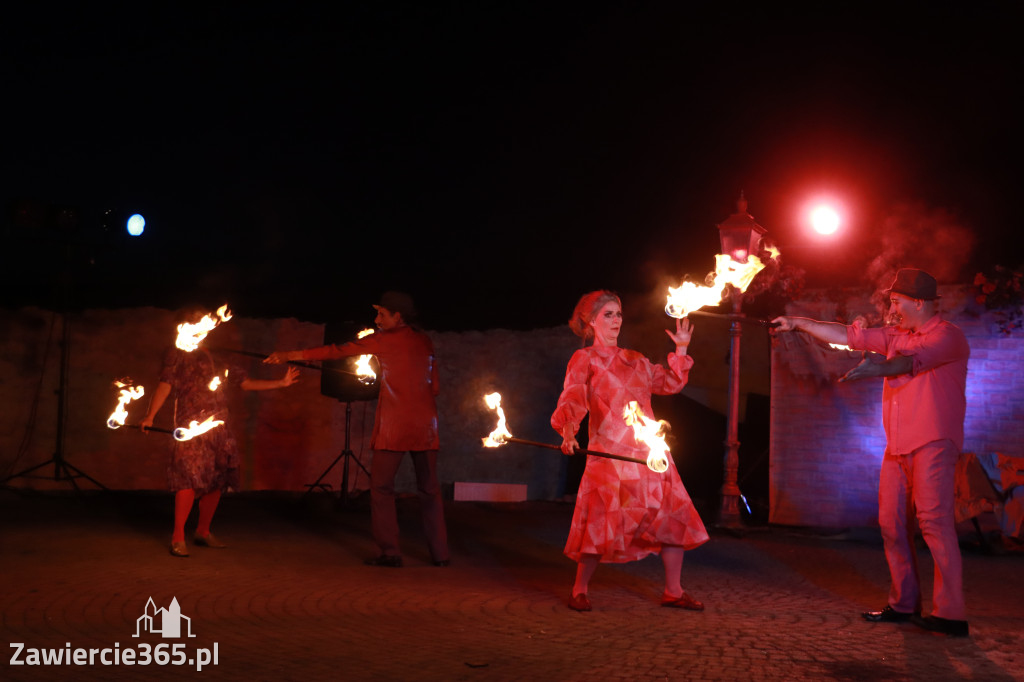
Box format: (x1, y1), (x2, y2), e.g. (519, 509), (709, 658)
(623, 401), (670, 473)
(208, 369), (228, 391)
(481, 392), (512, 447)
(107, 380), (145, 429)
(175, 304), (232, 352)
(665, 253), (770, 319)
(353, 328), (377, 384)
(173, 415), (225, 441)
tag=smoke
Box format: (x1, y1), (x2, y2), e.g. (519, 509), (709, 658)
(866, 202), (976, 290)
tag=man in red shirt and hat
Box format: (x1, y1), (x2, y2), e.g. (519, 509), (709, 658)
(267, 291), (449, 568)
(773, 268), (970, 637)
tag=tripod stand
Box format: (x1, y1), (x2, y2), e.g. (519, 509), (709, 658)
(2, 312), (106, 491)
(302, 401), (369, 505)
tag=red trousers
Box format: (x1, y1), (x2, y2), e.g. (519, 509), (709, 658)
(370, 449), (449, 562)
(879, 439), (965, 620)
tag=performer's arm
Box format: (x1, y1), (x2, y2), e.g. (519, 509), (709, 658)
(772, 316), (850, 346)
(839, 354), (913, 383)
(139, 382), (172, 433)
(241, 366), (300, 391)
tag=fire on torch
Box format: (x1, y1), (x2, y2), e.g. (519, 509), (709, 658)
(481, 392), (669, 472)
(355, 328), (377, 385)
(665, 246), (778, 320)
(176, 304), (232, 352)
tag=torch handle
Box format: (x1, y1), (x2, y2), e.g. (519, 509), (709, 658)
(506, 437), (647, 465)
(121, 424), (176, 435)
(209, 347), (323, 371)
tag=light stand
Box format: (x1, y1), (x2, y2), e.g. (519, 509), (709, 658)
(302, 401), (369, 506)
(2, 312), (107, 491)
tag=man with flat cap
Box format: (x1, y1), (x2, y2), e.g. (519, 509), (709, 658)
(266, 291), (450, 568)
(773, 268), (971, 637)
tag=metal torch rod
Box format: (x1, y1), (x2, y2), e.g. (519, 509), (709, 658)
(505, 437), (647, 465)
(208, 347), (324, 371)
(117, 424), (176, 436)
(685, 310), (780, 328)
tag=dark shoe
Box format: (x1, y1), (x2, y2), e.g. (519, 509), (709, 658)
(193, 533), (227, 548)
(862, 605), (915, 623)
(568, 593), (591, 612)
(169, 541), (189, 557)
(364, 554), (403, 568)
(433, 559), (451, 567)
(661, 590), (705, 612)
(911, 614), (969, 637)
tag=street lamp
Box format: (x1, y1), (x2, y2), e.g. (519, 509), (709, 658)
(716, 192), (767, 529)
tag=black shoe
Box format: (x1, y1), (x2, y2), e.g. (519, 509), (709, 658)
(364, 554), (403, 567)
(911, 614), (969, 637)
(432, 559), (451, 567)
(862, 605), (916, 623)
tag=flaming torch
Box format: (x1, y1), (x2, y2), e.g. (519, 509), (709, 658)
(106, 380), (146, 429)
(355, 328), (377, 385)
(481, 392), (665, 471)
(176, 304), (232, 352)
(622, 401), (670, 473)
(173, 415), (225, 441)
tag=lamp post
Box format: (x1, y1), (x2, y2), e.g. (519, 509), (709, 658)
(715, 192), (767, 529)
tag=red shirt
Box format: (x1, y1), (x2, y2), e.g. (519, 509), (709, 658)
(301, 326), (440, 451)
(847, 314), (969, 454)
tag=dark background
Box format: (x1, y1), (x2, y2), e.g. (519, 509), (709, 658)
(2, 3), (1020, 331)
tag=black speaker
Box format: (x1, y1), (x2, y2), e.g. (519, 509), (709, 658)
(320, 321), (381, 402)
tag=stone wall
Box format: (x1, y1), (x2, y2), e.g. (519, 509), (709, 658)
(769, 286), (1024, 527)
(0, 307), (585, 498)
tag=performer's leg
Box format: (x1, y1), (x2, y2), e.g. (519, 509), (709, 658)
(911, 440), (965, 621)
(878, 451), (922, 614)
(661, 545), (684, 597)
(195, 489), (222, 538)
(370, 449), (404, 557)
(173, 489), (195, 544)
(411, 449), (449, 563)
(573, 553), (600, 596)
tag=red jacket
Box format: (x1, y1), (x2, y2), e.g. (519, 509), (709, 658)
(301, 325), (440, 451)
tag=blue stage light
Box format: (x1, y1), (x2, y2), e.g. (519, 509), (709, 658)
(126, 214), (145, 236)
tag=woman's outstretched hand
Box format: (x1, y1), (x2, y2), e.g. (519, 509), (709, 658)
(665, 317), (693, 350)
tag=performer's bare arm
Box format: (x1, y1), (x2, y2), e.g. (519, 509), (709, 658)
(242, 366), (300, 390)
(771, 316), (850, 346)
(139, 382), (172, 433)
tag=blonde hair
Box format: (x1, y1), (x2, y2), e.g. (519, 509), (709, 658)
(568, 290), (621, 341)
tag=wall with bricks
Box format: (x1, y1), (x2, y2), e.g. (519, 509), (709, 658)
(769, 286), (1024, 527)
(0, 307), (584, 500)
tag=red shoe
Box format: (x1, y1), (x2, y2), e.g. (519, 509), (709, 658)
(568, 593), (592, 612)
(661, 590), (704, 611)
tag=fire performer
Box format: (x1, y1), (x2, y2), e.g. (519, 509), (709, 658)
(140, 307), (300, 558)
(773, 268), (970, 637)
(552, 290), (709, 612)
(265, 291), (450, 568)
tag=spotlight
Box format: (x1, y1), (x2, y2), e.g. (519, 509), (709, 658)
(126, 214), (145, 237)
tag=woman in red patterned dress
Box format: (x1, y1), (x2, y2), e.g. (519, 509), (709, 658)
(552, 290), (709, 612)
(140, 309), (298, 558)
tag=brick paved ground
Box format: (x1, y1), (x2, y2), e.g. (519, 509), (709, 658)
(1, 489), (1022, 681)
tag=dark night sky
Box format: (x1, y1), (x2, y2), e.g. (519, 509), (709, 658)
(2, 3), (1021, 331)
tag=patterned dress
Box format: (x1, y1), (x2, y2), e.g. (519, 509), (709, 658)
(551, 345), (709, 563)
(158, 347), (247, 494)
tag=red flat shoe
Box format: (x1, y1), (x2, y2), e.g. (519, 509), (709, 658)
(568, 593), (592, 612)
(661, 590), (704, 611)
